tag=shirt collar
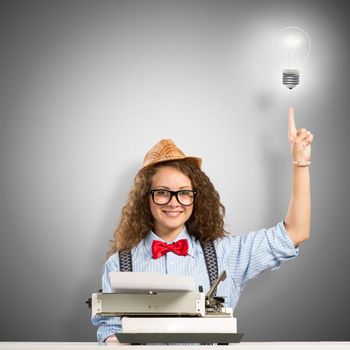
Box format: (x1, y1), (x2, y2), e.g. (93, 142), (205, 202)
(143, 226), (197, 260)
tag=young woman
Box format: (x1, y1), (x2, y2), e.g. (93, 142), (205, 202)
(92, 108), (313, 343)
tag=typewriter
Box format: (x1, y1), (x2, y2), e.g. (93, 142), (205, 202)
(88, 270), (243, 344)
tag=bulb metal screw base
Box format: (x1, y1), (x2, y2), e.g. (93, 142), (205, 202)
(283, 69), (300, 89)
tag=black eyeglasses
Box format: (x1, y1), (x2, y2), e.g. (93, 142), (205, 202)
(150, 189), (197, 206)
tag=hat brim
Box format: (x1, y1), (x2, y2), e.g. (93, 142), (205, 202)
(140, 155), (202, 172)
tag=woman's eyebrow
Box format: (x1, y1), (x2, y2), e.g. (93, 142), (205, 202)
(152, 186), (192, 189)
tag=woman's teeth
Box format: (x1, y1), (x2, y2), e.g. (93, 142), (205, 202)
(163, 211), (182, 217)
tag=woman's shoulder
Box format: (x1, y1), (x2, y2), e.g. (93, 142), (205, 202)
(105, 251), (121, 270)
(212, 232), (240, 254)
(105, 243), (143, 267)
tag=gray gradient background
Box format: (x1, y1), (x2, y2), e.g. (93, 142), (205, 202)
(1, 0), (349, 342)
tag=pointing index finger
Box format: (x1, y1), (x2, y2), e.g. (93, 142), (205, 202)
(288, 107), (297, 140)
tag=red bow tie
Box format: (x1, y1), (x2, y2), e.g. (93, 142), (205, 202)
(152, 239), (189, 259)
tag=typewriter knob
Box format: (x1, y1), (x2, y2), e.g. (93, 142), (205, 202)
(85, 298), (92, 309)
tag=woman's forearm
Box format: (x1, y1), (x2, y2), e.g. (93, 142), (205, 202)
(284, 165), (311, 246)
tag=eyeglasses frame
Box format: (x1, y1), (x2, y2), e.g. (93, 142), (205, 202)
(149, 189), (197, 206)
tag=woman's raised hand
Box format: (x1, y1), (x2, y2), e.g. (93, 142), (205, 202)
(288, 107), (313, 162)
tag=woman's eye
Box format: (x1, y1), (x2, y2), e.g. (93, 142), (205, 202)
(179, 191), (191, 196)
(156, 190), (169, 196)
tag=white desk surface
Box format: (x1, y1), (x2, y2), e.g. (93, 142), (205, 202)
(0, 343), (350, 350)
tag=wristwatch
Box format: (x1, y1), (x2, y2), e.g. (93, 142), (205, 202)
(292, 160), (311, 167)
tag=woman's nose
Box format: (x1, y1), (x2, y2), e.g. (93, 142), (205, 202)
(168, 194), (180, 206)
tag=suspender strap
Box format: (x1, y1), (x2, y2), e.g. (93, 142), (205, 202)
(200, 241), (218, 288)
(119, 249), (133, 272)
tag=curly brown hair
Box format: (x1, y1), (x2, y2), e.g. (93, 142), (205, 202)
(106, 159), (227, 259)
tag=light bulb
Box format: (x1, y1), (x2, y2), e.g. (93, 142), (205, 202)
(272, 26), (311, 89)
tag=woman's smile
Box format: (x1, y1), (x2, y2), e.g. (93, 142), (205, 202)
(162, 210), (183, 217)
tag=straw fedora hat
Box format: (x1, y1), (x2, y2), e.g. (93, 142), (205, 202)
(140, 139), (202, 170)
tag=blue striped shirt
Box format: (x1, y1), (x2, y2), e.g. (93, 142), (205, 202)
(91, 221), (298, 342)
